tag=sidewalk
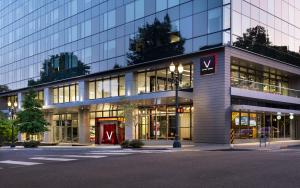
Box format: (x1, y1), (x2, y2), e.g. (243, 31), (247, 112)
(232, 140), (300, 150)
(2, 140), (300, 151)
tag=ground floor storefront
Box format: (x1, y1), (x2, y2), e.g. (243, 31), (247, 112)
(31, 102), (193, 145)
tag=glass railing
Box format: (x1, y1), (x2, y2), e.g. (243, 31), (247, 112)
(231, 77), (300, 98)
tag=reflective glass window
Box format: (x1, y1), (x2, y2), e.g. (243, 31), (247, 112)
(156, 0), (167, 12)
(89, 81), (95, 99)
(126, 2), (134, 22)
(103, 79), (110, 98)
(119, 76), (125, 96)
(135, 0), (144, 19)
(208, 7), (222, 33)
(111, 77), (118, 97)
(96, 80), (103, 99)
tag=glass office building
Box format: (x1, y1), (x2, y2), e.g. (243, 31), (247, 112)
(1, 0), (300, 144)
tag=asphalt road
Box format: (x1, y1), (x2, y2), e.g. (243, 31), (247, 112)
(1, 147), (300, 188)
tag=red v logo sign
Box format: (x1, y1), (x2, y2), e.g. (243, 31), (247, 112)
(106, 131), (113, 140)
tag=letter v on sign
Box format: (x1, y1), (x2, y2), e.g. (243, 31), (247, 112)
(106, 131), (113, 140)
(203, 60), (211, 69)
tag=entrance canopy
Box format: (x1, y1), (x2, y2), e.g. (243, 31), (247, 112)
(232, 105), (300, 115)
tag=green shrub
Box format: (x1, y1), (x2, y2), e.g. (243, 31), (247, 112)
(120, 140), (130, 148)
(129, 139), (144, 148)
(23, 140), (40, 148)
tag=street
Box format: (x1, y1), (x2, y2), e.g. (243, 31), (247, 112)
(0, 147), (300, 188)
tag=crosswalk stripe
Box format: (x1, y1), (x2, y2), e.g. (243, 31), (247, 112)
(30, 157), (77, 161)
(0, 160), (42, 166)
(88, 152), (132, 155)
(88, 150), (133, 153)
(62, 155), (107, 159)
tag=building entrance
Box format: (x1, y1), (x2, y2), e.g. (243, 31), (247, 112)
(232, 111), (292, 142)
(52, 113), (78, 143)
(137, 105), (192, 140)
(95, 118), (125, 145)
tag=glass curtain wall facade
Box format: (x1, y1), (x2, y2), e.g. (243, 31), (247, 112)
(231, 0), (300, 65)
(0, 0), (230, 91)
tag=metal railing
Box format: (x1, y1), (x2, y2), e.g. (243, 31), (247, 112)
(231, 77), (300, 98)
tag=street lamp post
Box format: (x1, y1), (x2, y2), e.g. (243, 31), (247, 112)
(7, 100), (18, 148)
(169, 62), (184, 148)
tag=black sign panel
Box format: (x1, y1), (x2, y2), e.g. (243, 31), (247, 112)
(200, 55), (216, 75)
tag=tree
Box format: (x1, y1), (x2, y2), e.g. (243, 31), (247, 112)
(0, 85), (9, 93)
(233, 25), (271, 51)
(15, 89), (48, 140)
(28, 52), (90, 86)
(233, 25), (300, 67)
(127, 14), (185, 65)
(0, 112), (16, 145)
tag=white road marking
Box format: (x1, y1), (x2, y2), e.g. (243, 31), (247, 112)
(62, 155), (107, 159)
(88, 152), (132, 155)
(0, 160), (42, 166)
(30, 157), (77, 161)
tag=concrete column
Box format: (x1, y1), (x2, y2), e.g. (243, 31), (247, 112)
(125, 72), (136, 96)
(17, 92), (23, 110)
(192, 50), (231, 144)
(125, 109), (138, 140)
(78, 108), (90, 144)
(78, 80), (88, 102)
(17, 133), (24, 142)
(43, 111), (53, 143)
(44, 87), (51, 106)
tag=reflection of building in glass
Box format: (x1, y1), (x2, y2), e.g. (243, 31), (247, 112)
(1, 1), (300, 145)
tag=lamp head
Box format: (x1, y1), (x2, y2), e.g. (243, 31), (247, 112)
(169, 62), (175, 73)
(7, 101), (11, 107)
(178, 64), (184, 74)
(13, 101), (18, 108)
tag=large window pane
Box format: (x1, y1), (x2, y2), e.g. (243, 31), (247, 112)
(126, 3), (134, 22)
(119, 76), (125, 96)
(208, 7), (222, 33)
(146, 71), (156, 92)
(103, 79), (110, 97)
(193, 0), (207, 14)
(64, 86), (70, 103)
(59, 87), (64, 103)
(70, 85), (76, 102)
(156, 0), (167, 12)
(96, 80), (103, 98)
(180, 16), (192, 39)
(193, 12), (207, 37)
(135, 0), (144, 19)
(111, 77), (118, 97)
(137, 72), (146, 94)
(156, 69), (167, 91)
(89, 81), (95, 99)
(53, 88), (58, 103)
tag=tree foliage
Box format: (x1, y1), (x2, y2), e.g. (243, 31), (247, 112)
(0, 85), (9, 93)
(15, 89), (48, 138)
(233, 25), (300, 67)
(0, 112), (16, 144)
(127, 14), (185, 65)
(28, 52), (90, 86)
